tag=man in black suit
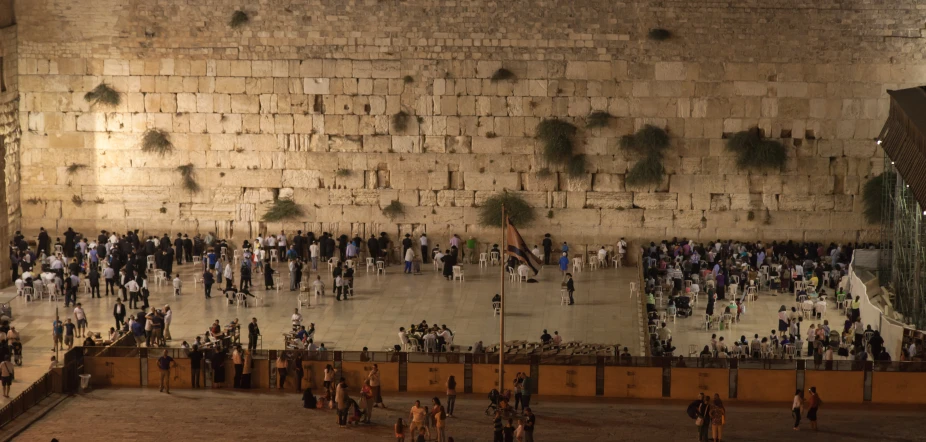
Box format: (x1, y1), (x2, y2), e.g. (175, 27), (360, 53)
(182, 234), (193, 263)
(113, 298), (126, 329)
(566, 272), (575, 305)
(174, 234), (184, 265)
(542, 233), (553, 265)
(37, 227), (50, 256)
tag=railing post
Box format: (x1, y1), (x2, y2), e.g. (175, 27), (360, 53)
(662, 357), (671, 398)
(863, 361), (873, 402)
(595, 356), (605, 396)
(398, 352), (408, 392)
(529, 355), (539, 395)
(463, 353), (473, 394)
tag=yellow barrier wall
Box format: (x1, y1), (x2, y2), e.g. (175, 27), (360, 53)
(538, 366), (596, 397)
(671, 368), (728, 400)
(302, 361), (332, 390)
(871, 372), (926, 404)
(407, 363), (465, 393)
(340, 362), (400, 392)
(603, 366), (663, 399)
(804, 371), (863, 403)
(471, 364), (530, 394)
(737, 369), (795, 402)
(84, 357), (142, 387)
(147, 359), (192, 389)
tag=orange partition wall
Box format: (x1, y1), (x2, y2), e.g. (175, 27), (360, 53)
(147, 359), (192, 389)
(803, 371), (863, 403)
(340, 362), (400, 392)
(671, 368), (728, 400)
(737, 369), (796, 402)
(602, 366), (663, 399)
(84, 357), (142, 387)
(407, 363), (465, 393)
(871, 372), (926, 404)
(471, 364), (530, 394)
(302, 361), (331, 390)
(538, 366), (596, 397)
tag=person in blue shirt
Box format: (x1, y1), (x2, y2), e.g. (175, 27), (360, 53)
(561, 242), (569, 253)
(52, 319), (64, 352)
(558, 252), (569, 275)
(207, 251), (218, 270)
(132, 317), (146, 346)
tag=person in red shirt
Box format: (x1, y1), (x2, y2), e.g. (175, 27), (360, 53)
(806, 386), (822, 431)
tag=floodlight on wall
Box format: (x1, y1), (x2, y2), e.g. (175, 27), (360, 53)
(877, 139), (882, 145)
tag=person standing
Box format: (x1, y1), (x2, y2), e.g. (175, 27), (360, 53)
(0, 356), (13, 398)
(409, 400), (427, 440)
(710, 396), (725, 442)
(263, 259), (275, 290)
(792, 389), (804, 430)
(73, 303), (87, 338)
(223, 263), (234, 291)
(420, 234), (429, 264)
(446, 375), (457, 417)
(103, 265), (115, 297)
(404, 247), (415, 274)
(248, 318), (260, 351)
(697, 395), (711, 442)
(189, 345), (203, 388)
(232, 346), (244, 388)
(523, 408), (535, 442)
(88, 265), (101, 298)
(336, 378), (349, 427)
(163, 305), (172, 341)
(361, 380), (374, 424)
(211, 348), (227, 388)
(520, 374), (532, 410)
(541, 234), (552, 265)
(558, 252), (569, 276)
(63, 319), (76, 350)
(157, 350), (175, 394)
(276, 353), (288, 389)
(241, 350), (253, 389)
(806, 386), (821, 431)
(203, 269), (214, 298)
(434, 403), (447, 442)
(493, 410), (504, 442)
(565, 273), (575, 305)
(369, 364), (386, 408)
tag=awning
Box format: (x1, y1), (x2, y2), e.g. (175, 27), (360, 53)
(880, 87), (926, 208)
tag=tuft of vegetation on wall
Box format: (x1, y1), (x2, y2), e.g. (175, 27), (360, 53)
(648, 28), (672, 41)
(536, 119), (577, 164)
(625, 154), (666, 186)
(621, 125), (671, 187)
(66, 163), (87, 175)
(382, 200), (406, 220)
(586, 110), (612, 128)
(478, 191), (536, 228)
(726, 127), (787, 171)
(230, 10), (249, 28)
(141, 129), (173, 155)
(490, 68), (516, 82)
(262, 198), (303, 222)
(392, 111), (410, 132)
(83, 83), (120, 107)
(177, 163), (200, 193)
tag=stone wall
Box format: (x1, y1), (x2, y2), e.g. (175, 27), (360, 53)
(12, 0), (926, 248)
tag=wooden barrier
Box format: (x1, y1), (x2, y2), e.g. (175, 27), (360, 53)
(671, 368), (729, 400)
(871, 372), (926, 404)
(340, 362), (400, 393)
(602, 366), (663, 399)
(538, 366), (596, 397)
(147, 358), (192, 389)
(804, 370), (864, 403)
(737, 369), (796, 402)
(471, 364), (530, 394)
(302, 361), (332, 390)
(83, 357), (142, 387)
(407, 363), (464, 393)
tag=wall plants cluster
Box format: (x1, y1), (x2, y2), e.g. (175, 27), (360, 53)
(621, 125), (670, 186)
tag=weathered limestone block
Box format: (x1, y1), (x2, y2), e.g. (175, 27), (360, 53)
(642, 209), (674, 228)
(178, 203), (236, 221)
(710, 194), (731, 211)
(674, 210), (705, 229)
(779, 195), (815, 211)
(633, 192), (678, 210)
(282, 170), (322, 189)
(585, 192), (633, 209)
(591, 174), (624, 192)
(730, 194), (764, 211)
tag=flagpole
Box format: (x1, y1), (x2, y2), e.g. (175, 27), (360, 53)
(499, 205), (506, 393)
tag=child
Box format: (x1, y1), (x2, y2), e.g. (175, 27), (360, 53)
(503, 418), (515, 442)
(395, 418), (406, 442)
(515, 419), (525, 442)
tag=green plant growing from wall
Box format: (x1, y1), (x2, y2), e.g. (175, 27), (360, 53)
(621, 125), (671, 187)
(336, 169), (351, 177)
(490, 68), (516, 82)
(547, 210), (554, 219)
(83, 83), (120, 107)
(747, 210), (755, 221)
(382, 200), (405, 220)
(66, 163), (87, 175)
(71, 195), (83, 206)
(263, 198), (303, 222)
(764, 208), (772, 225)
(536, 119), (577, 164)
(392, 111), (410, 132)
(403, 75), (414, 84)
(726, 127), (787, 171)
(177, 163), (200, 193)
(478, 191), (536, 228)
(586, 110), (612, 128)
(648, 28), (672, 41)
(862, 171), (896, 224)
(141, 129), (173, 155)
(229, 10), (249, 28)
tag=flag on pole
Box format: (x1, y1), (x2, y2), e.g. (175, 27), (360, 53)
(505, 217), (541, 275)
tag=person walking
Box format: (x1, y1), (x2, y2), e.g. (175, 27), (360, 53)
(409, 400), (428, 440)
(446, 375), (457, 417)
(203, 269), (214, 298)
(710, 396), (725, 442)
(369, 364), (386, 408)
(73, 303), (87, 338)
(434, 403), (447, 442)
(0, 356), (13, 398)
(404, 247), (415, 274)
(807, 386), (821, 431)
(157, 350), (175, 394)
(558, 252), (569, 275)
(792, 389), (804, 430)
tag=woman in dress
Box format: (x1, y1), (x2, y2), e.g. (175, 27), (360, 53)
(211, 348), (227, 388)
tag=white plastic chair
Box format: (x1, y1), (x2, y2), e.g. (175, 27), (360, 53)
(193, 273), (202, 288)
(376, 261), (385, 275)
(146, 255), (155, 270)
(572, 257), (582, 273)
(518, 267), (529, 282)
(507, 268), (517, 283)
(235, 292), (246, 308)
(745, 286), (758, 303)
(366, 257), (374, 273)
(493, 301), (501, 316)
(490, 251), (500, 266)
(270, 249), (279, 265)
(560, 289), (569, 305)
(327, 258), (339, 272)
(155, 270), (167, 286)
(297, 293), (310, 308)
(452, 266), (464, 282)
(479, 253), (488, 268)
(21, 287), (34, 303)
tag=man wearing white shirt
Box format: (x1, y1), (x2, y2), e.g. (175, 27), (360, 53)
(163, 305), (173, 341)
(419, 234), (429, 264)
(291, 308), (303, 331)
(125, 278), (140, 309)
(597, 246), (608, 266)
(309, 242), (320, 271)
(438, 327), (453, 351)
(398, 327), (409, 349)
(277, 231), (287, 259)
(617, 238), (627, 267)
(312, 275), (325, 296)
(909, 342), (917, 359)
(73, 304), (87, 338)
(531, 245), (541, 261)
(172, 274), (182, 296)
(423, 331), (438, 353)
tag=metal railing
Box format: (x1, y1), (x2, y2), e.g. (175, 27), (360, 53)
(0, 372), (55, 429)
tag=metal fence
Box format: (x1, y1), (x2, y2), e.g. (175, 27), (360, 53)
(0, 347), (82, 430)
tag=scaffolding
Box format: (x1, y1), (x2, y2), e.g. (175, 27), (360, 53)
(880, 153), (926, 329)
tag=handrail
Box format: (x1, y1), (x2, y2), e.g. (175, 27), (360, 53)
(0, 371), (55, 429)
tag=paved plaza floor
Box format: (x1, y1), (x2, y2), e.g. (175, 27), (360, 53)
(0, 258), (640, 403)
(12, 389), (926, 441)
